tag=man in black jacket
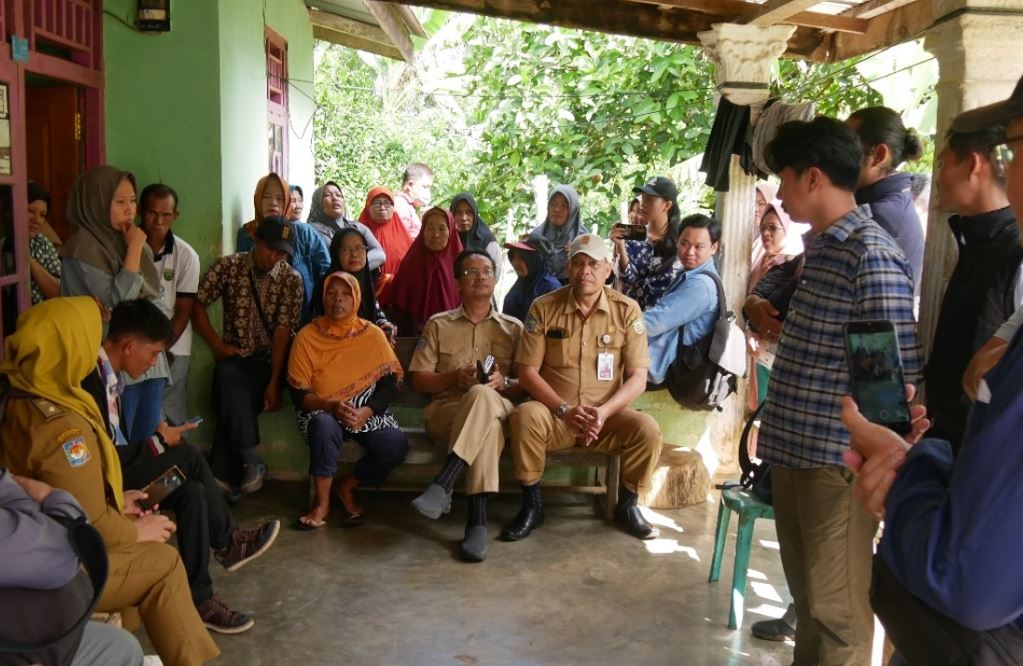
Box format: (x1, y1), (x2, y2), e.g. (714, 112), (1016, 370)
(84, 300), (280, 634)
(926, 124), (1023, 454)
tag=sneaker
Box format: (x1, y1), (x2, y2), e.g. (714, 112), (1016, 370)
(240, 462), (267, 494)
(196, 594), (254, 634)
(215, 518), (281, 572)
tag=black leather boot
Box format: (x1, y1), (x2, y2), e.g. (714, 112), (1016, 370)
(499, 483), (544, 541)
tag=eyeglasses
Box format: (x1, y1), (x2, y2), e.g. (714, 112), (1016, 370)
(759, 224), (783, 234)
(461, 268), (495, 279)
(371, 200), (394, 209)
(340, 245), (367, 255)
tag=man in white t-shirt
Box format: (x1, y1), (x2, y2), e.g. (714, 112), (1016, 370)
(139, 183), (201, 425)
(393, 162), (433, 239)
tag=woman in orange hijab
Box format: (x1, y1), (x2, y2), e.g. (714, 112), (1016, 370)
(358, 186), (412, 293)
(287, 272), (408, 529)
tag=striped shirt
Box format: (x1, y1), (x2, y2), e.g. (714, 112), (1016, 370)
(758, 204), (922, 468)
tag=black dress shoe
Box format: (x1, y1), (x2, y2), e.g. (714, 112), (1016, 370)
(616, 504), (658, 540)
(499, 506), (544, 541)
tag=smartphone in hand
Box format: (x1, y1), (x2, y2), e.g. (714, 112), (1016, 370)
(476, 355), (495, 384)
(844, 320), (911, 435)
(137, 466), (187, 511)
(613, 223), (647, 241)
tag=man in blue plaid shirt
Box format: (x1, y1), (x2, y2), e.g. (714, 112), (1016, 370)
(756, 117), (922, 665)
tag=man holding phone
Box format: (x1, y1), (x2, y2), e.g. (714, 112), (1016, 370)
(409, 250), (523, 562)
(758, 117), (922, 665)
(83, 300), (280, 634)
(842, 79), (1023, 662)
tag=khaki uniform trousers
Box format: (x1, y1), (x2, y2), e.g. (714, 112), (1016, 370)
(771, 465), (879, 666)
(98, 542), (219, 666)
(509, 401), (661, 493)
(425, 385), (514, 494)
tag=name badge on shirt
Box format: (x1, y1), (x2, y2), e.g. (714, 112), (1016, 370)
(597, 352), (614, 381)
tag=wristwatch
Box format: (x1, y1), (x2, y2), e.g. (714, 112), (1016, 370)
(555, 403), (571, 419)
(502, 376), (512, 392)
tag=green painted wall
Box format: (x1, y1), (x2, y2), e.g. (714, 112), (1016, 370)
(103, 0), (316, 476)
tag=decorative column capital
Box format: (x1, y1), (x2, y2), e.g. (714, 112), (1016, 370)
(698, 23), (796, 106)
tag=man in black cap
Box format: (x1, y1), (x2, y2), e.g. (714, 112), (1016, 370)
(193, 215), (303, 499)
(843, 74), (1023, 662)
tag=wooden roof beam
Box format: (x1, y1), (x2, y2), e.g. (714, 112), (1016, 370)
(631, 0), (870, 33)
(373, 0), (827, 57)
(363, 0), (416, 62)
(825, 0), (931, 61)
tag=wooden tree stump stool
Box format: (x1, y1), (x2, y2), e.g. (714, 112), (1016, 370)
(640, 447), (711, 509)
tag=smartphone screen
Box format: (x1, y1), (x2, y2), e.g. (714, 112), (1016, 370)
(844, 321), (911, 434)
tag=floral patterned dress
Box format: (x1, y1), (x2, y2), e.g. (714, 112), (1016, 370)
(619, 240), (680, 310)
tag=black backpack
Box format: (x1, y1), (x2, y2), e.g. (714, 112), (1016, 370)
(664, 271), (747, 411)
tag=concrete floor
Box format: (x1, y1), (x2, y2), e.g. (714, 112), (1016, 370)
(141, 481), (795, 666)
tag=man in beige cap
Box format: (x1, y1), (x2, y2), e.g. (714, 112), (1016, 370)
(501, 233), (662, 541)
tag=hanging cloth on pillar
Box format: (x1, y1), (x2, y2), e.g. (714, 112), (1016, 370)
(752, 99), (816, 176)
(700, 97), (755, 192)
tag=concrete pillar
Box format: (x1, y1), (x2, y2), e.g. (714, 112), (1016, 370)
(919, 1), (1023, 357)
(697, 23), (795, 471)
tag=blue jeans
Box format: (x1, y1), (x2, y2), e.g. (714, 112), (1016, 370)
(120, 378), (167, 443)
(306, 413), (408, 487)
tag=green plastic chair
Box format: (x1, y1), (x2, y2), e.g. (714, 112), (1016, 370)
(708, 481), (775, 629)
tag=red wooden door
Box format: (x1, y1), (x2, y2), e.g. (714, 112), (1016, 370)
(26, 84), (81, 241)
(0, 59), (28, 346)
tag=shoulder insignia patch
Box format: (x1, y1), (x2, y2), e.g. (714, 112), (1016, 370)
(32, 399), (64, 420)
(163, 268), (175, 282)
(61, 435), (90, 468)
(416, 336), (428, 351)
(632, 319), (646, 335)
(525, 313), (540, 334)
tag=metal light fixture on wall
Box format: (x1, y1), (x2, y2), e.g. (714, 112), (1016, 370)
(137, 0), (171, 32)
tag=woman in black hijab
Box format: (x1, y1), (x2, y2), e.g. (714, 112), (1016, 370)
(313, 227), (396, 341)
(451, 192), (501, 271)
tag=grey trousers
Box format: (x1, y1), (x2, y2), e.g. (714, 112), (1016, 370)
(71, 622), (144, 666)
(162, 355), (191, 425)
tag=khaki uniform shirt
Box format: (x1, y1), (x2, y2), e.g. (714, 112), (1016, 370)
(0, 395), (137, 551)
(517, 285), (649, 406)
(409, 305), (523, 403)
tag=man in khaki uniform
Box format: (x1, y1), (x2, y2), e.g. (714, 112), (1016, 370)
(409, 250), (523, 562)
(503, 234), (662, 541)
(0, 297), (219, 666)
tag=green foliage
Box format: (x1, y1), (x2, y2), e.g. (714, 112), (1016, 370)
(313, 17), (891, 236)
(773, 59), (883, 119)
(458, 20), (718, 236)
(312, 44), (473, 216)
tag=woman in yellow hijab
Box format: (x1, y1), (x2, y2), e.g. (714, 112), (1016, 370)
(0, 296), (124, 509)
(288, 272), (408, 529)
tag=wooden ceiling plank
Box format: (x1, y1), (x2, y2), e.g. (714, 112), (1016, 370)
(308, 8), (395, 45)
(847, 0), (919, 20)
(748, 0), (824, 26)
(312, 24), (405, 60)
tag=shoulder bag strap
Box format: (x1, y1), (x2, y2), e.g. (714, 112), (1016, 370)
(247, 269), (275, 340)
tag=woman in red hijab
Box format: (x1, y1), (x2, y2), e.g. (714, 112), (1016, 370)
(358, 186), (412, 293)
(381, 207), (463, 336)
